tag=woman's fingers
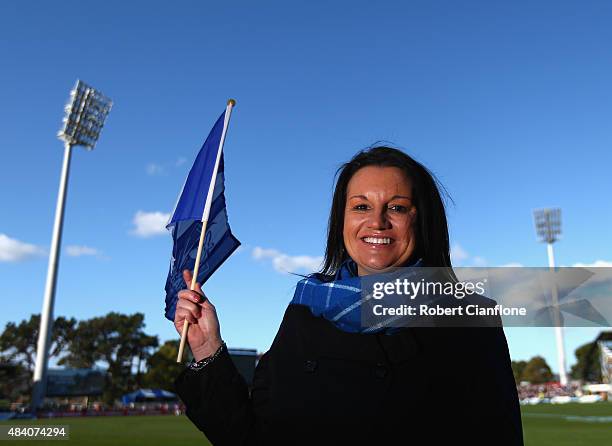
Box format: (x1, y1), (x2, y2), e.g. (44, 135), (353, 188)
(175, 307), (198, 325)
(176, 299), (201, 321)
(176, 270), (217, 333)
(177, 298), (201, 316)
(178, 289), (204, 305)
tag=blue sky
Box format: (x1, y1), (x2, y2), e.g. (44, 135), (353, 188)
(1, 0), (611, 373)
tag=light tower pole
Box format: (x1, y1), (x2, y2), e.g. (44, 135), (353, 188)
(31, 80), (112, 412)
(533, 208), (568, 386)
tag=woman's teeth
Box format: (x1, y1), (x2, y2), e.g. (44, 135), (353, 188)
(363, 237), (391, 245)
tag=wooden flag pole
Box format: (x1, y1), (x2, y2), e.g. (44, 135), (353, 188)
(177, 99), (236, 363)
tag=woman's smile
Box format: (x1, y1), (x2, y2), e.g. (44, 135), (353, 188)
(361, 236), (393, 245)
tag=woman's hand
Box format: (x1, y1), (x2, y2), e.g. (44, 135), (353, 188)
(174, 269), (222, 361)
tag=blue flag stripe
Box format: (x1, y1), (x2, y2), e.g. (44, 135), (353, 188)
(168, 112), (225, 226)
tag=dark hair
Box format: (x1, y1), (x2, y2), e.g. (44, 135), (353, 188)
(320, 145), (454, 276)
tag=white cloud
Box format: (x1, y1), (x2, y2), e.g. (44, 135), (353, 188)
(0, 234), (45, 262)
(146, 163), (165, 176)
(252, 247), (278, 260)
(471, 256), (487, 267)
(252, 246), (323, 274)
(131, 211), (170, 238)
(65, 245), (99, 257)
(147, 159), (189, 175)
(451, 243), (507, 266)
(572, 260), (612, 268)
(451, 243), (469, 264)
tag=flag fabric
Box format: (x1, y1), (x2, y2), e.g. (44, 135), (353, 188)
(164, 111), (240, 321)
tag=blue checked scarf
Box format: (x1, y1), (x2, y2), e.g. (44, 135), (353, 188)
(291, 257), (423, 333)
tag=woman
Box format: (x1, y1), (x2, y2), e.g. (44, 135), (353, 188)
(173, 146), (523, 445)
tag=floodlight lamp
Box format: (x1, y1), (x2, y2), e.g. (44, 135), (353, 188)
(57, 80), (113, 150)
(533, 208), (562, 244)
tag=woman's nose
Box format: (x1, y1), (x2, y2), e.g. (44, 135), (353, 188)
(367, 209), (391, 229)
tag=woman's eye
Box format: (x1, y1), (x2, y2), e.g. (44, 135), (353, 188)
(389, 205), (408, 213)
(352, 204), (369, 211)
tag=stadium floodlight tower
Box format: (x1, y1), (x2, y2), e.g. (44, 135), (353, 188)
(533, 207), (568, 386)
(31, 80), (112, 412)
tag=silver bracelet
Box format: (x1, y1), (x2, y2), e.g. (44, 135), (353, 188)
(187, 341), (227, 371)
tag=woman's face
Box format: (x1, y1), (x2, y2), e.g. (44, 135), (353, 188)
(343, 166), (417, 276)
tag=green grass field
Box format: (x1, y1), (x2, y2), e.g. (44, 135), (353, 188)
(0, 415), (210, 446)
(521, 402), (612, 446)
(1, 403), (611, 445)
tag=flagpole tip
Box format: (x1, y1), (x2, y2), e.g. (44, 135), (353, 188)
(227, 99), (236, 107)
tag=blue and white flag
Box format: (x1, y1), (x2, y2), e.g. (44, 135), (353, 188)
(164, 110), (240, 321)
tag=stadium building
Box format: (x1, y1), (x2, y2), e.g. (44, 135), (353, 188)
(598, 335), (612, 385)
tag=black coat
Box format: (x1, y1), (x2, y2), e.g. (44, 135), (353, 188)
(175, 303), (524, 445)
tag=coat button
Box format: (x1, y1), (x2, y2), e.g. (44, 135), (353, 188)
(304, 360), (317, 373)
(374, 363), (388, 379)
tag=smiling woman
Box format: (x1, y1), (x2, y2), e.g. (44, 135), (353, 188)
(173, 146), (524, 446)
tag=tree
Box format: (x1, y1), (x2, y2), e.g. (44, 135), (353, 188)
(0, 315), (76, 372)
(521, 356), (553, 384)
(570, 341), (600, 382)
(511, 360), (527, 384)
(60, 312), (158, 404)
(134, 334), (160, 388)
(143, 340), (190, 390)
(0, 358), (31, 402)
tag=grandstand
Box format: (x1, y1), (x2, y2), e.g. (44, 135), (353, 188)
(228, 348), (258, 387)
(598, 338), (612, 384)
